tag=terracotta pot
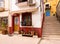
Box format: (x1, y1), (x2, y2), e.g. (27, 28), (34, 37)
(2, 30), (8, 35)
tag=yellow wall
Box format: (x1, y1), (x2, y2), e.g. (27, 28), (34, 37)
(44, 0), (59, 16)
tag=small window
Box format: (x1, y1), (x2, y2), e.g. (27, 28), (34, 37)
(21, 12), (32, 26)
(18, 0), (27, 3)
(0, 0), (4, 7)
(46, 4), (49, 7)
(0, 17), (8, 30)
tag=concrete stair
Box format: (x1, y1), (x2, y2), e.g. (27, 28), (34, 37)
(42, 16), (60, 39)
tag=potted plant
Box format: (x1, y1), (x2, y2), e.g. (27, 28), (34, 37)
(2, 22), (8, 35)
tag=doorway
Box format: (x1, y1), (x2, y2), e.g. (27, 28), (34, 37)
(46, 10), (50, 16)
(12, 13), (20, 33)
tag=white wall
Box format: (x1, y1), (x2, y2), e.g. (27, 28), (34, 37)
(0, 11), (9, 17)
(10, 0), (41, 11)
(32, 8), (42, 28)
(5, 0), (9, 10)
(0, 0), (9, 17)
(32, 0), (43, 28)
(8, 15), (12, 27)
(9, 0), (43, 28)
(10, 0), (20, 11)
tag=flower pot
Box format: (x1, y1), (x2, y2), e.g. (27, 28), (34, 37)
(2, 30), (8, 35)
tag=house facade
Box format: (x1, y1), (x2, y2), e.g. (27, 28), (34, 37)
(44, 0), (59, 16)
(0, 0), (44, 37)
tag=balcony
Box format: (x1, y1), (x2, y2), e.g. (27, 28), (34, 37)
(11, 7), (38, 14)
(16, 0), (36, 7)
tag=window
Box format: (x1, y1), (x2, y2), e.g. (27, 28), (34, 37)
(46, 4), (49, 7)
(21, 12), (32, 26)
(0, 17), (8, 30)
(18, 0), (27, 3)
(0, 0), (4, 7)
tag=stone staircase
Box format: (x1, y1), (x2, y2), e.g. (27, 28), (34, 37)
(42, 16), (60, 39)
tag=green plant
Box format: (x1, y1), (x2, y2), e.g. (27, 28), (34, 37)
(1, 22), (6, 29)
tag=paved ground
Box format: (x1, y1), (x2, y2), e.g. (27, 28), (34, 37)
(0, 34), (60, 44)
(0, 34), (41, 44)
(40, 39), (60, 44)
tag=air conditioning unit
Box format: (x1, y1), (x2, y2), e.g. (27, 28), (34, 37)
(28, 0), (36, 6)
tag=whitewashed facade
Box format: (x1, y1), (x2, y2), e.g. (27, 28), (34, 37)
(0, 0), (44, 37)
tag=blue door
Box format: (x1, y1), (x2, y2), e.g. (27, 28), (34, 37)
(46, 10), (50, 16)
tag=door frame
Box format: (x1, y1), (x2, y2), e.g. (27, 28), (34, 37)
(12, 13), (20, 32)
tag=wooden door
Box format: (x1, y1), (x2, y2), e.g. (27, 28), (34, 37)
(13, 16), (19, 32)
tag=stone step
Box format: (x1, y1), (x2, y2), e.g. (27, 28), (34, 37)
(43, 31), (60, 32)
(42, 16), (60, 38)
(43, 33), (60, 35)
(42, 35), (60, 39)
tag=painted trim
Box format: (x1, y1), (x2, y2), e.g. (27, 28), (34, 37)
(40, 0), (44, 36)
(19, 27), (42, 37)
(8, 13), (20, 34)
(9, 27), (42, 37)
(8, 27), (13, 34)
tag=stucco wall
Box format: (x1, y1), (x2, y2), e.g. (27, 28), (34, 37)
(5, 0), (9, 10)
(10, 0), (40, 11)
(0, 0), (9, 17)
(8, 15), (12, 27)
(10, 0), (20, 11)
(44, 0), (59, 16)
(0, 11), (9, 17)
(9, 0), (43, 28)
(32, 8), (42, 28)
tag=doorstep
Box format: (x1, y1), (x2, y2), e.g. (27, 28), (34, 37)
(0, 34), (41, 44)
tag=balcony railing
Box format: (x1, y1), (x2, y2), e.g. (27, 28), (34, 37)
(16, 0), (36, 7)
(11, 7), (38, 14)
